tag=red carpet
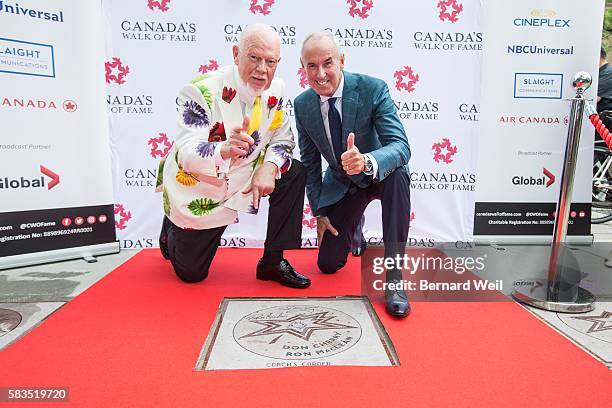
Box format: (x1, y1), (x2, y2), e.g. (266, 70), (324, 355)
(1, 249), (610, 407)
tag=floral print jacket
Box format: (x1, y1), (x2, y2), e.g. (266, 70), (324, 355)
(157, 65), (294, 230)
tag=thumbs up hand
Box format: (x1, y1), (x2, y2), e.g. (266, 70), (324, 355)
(341, 132), (365, 175)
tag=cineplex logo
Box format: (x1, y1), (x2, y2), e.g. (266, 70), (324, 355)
(0, 165), (60, 190)
(513, 9), (571, 29)
(512, 168), (555, 188)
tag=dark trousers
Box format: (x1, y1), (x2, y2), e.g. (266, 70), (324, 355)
(160, 160), (306, 283)
(318, 166), (411, 274)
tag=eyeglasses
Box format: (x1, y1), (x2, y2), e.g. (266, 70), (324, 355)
(246, 54), (279, 68)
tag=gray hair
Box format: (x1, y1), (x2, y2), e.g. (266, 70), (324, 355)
(301, 31), (342, 59)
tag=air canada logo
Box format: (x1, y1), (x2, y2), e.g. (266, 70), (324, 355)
(297, 68), (309, 89)
(148, 133), (173, 158)
(437, 0), (463, 23)
(432, 138), (458, 164)
(105, 57), (130, 85)
(233, 305), (362, 360)
(198, 59), (219, 74)
(347, 0), (374, 19)
(302, 203), (316, 229)
(62, 100), (77, 112)
(249, 0), (275, 15)
(147, 0), (171, 12)
(114, 204), (132, 230)
(394, 66), (419, 93)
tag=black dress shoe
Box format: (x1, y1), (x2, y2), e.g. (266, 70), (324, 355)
(351, 240), (367, 257)
(256, 259), (311, 289)
(385, 287), (410, 318)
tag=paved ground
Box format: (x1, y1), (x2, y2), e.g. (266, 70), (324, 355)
(1, 220), (611, 368)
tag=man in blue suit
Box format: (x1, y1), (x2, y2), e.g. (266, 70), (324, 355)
(295, 32), (412, 317)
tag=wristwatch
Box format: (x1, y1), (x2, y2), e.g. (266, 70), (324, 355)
(363, 154), (374, 175)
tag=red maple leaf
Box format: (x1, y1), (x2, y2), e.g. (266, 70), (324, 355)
(393, 66), (419, 93)
(147, 0), (171, 12)
(297, 68), (309, 88)
(198, 59), (219, 74)
(249, 0), (275, 15)
(347, 0), (374, 19)
(148, 133), (174, 158)
(114, 204), (132, 230)
(302, 204), (317, 229)
(105, 57), (130, 85)
(437, 0), (463, 23)
(432, 138), (458, 164)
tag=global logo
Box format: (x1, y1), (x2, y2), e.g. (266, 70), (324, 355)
(105, 57), (130, 85)
(437, 0), (463, 23)
(147, 0), (171, 12)
(302, 203), (316, 229)
(297, 68), (309, 89)
(148, 133), (173, 159)
(432, 138), (458, 164)
(347, 0), (374, 19)
(198, 59), (219, 74)
(512, 168), (555, 188)
(249, 0), (275, 16)
(394, 66), (419, 93)
(114, 203), (132, 230)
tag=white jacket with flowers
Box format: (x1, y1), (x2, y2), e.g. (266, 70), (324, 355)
(157, 65), (294, 230)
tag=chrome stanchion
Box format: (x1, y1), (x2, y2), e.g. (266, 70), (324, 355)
(512, 72), (596, 313)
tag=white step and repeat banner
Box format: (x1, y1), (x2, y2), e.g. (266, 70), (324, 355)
(474, 0), (604, 240)
(0, 0), (118, 267)
(103, 0), (484, 249)
(102, 0), (602, 250)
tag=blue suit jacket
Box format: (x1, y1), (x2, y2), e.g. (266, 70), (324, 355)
(295, 71), (411, 216)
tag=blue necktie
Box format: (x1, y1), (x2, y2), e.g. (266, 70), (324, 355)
(328, 97), (343, 163)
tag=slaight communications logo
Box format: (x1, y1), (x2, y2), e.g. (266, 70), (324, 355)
(394, 66), (419, 93)
(249, 0), (275, 16)
(302, 203), (316, 229)
(147, 0), (171, 12)
(297, 68), (309, 89)
(432, 138), (458, 164)
(347, 0), (374, 19)
(148, 133), (173, 159)
(105, 57), (130, 85)
(199, 59), (219, 74)
(437, 0), (463, 23)
(114, 204), (132, 230)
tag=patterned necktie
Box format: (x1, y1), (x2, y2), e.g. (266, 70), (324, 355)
(328, 97), (343, 163)
(247, 96), (261, 135)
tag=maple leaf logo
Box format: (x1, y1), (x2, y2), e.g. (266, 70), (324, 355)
(147, 0), (171, 12)
(393, 66), (419, 93)
(114, 204), (132, 230)
(432, 138), (458, 164)
(410, 212), (415, 222)
(302, 203), (317, 229)
(347, 0), (374, 19)
(249, 0), (275, 15)
(297, 68), (309, 89)
(437, 0), (463, 23)
(198, 59), (219, 74)
(148, 132), (174, 158)
(105, 57), (130, 85)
